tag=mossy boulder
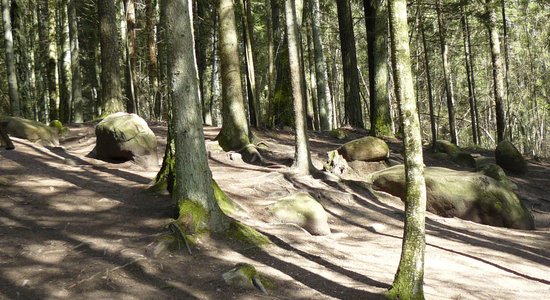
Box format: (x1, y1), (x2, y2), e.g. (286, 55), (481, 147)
(222, 263), (268, 294)
(95, 112), (158, 168)
(435, 140), (476, 168)
(495, 141), (527, 174)
(0, 116), (59, 146)
(337, 136), (389, 162)
(268, 192), (331, 235)
(478, 163), (517, 190)
(370, 165), (534, 230)
(329, 128), (349, 140)
(48, 120), (69, 136)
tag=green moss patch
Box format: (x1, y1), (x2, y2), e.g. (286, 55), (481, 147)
(227, 221), (271, 247)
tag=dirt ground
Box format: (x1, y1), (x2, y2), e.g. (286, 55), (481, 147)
(0, 123), (549, 300)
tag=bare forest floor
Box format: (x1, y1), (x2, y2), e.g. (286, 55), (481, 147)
(0, 122), (549, 300)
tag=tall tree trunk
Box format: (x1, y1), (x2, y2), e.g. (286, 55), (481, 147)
(69, 0), (83, 123)
(466, 14), (481, 143)
(365, 0), (391, 136)
(486, 0), (506, 143)
(47, 0), (59, 120)
(36, 0), (49, 121)
(501, 0), (511, 139)
(99, 0), (124, 114)
(216, 0), (252, 152)
(310, 0), (332, 130)
(435, 0), (458, 145)
(286, 0), (313, 175)
(387, 0), (427, 298)
(336, 0), (363, 128)
(194, 0), (209, 124)
(2, 0), (20, 116)
(166, 0), (228, 232)
(146, 0), (160, 119)
(59, 1), (72, 123)
(460, 9), (478, 145)
(124, 0), (138, 114)
(209, 10), (220, 126)
(420, 13), (436, 151)
(240, 0), (259, 128)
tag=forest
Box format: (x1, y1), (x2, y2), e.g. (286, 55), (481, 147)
(0, 0), (549, 299)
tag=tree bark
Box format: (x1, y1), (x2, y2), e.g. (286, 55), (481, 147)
(47, 0), (59, 120)
(435, 0), (457, 145)
(146, 0), (160, 119)
(124, 0), (138, 114)
(387, 0), (427, 298)
(420, 11), (437, 151)
(335, 0), (363, 128)
(240, 0), (259, 128)
(166, 0), (228, 232)
(364, 0), (392, 136)
(1, 0), (20, 116)
(209, 10), (220, 126)
(310, 0), (332, 130)
(99, 0), (124, 114)
(216, 0), (252, 151)
(69, 0), (83, 123)
(460, 9), (478, 145)
(486, 0), (506, 143)
(59, 1), (72, 123)
(36, 0), (49, 121)
(285, 0), (313, 175)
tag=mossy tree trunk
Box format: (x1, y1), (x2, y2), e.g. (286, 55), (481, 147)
(124, 0), (138, 114)
(364, 0), (392, 136)
(216, 0), (251, 151)
(166, 0), (228, 232)
(47, 0), (59, 120)
(486, 0), (506, 143)
(336, 0), (363, 128)
(240, 0), (259, 128)
(387, 0), (427, 298)
(1, 0), (20, 116)
(285, 0), (313, 175)
(146, 0), (160, 119)
(99, 0), (124, 114)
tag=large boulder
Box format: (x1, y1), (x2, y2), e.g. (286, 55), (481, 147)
(370, 165), (534, 230)
(268, 192), (331, 235)
(95, 112), (158, 168)
(0, 116), (59, 146)
(495, 141), (527, 174)
(337, 136), (389, 162)
(435, 140), (476, 168)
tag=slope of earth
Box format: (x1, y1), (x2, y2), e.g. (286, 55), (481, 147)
(0, 123), (548, 300)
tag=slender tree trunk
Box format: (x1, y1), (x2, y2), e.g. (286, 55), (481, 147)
(420, 13), (436, 150)
(99, 0), (124, 114)
(47, 0), (59, 120)
(124, 0), (138, 114)
(501, 0), (511, 139)
(286, 0), (313, 175)
(266, 0), (275, 127)
(1, 0), (20, 116)
(69, 0), (83, 122)
(435, 0), (457, 145)
(365, 0), (391, 136)
(240, 0), (259, 128)
(486, 0), (506, 143)
(460, 9), (478, 145)
(387, 0), (427, 298)
(59, 1), (72, 123)
(305, 15), (319, 130)
(336, 0), (363, 128)
(310, 0), (332, 130)
(210, 10), (220, 126)
(166, 0), (228, 232)
(146, 0), (160, 119)
(216, 0), (252, 151)
(465, 15), (481, 143)
(36, 0), (49, 121)
(194, 0), (209, 124)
